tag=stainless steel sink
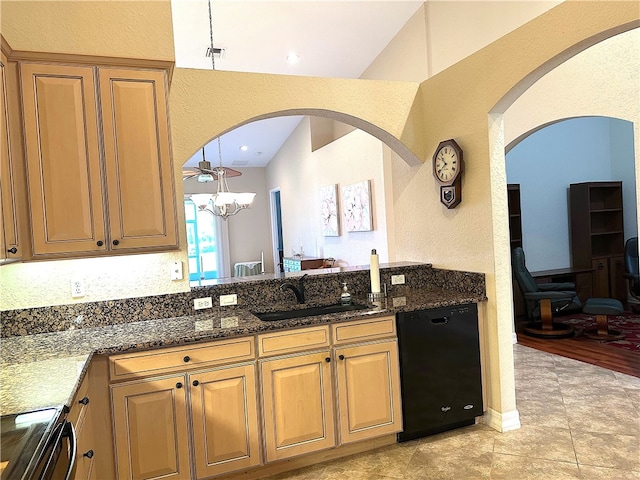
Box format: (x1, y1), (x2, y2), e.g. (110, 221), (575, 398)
(253, 303), (369, 322)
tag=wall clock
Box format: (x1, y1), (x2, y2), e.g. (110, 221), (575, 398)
(432, 139), (464, 209)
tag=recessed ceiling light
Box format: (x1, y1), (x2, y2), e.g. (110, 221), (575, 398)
(239, 145), (249, 152)
(286, 52), (300, 64)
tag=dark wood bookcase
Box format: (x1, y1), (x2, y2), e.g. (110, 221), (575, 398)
(569, 181), (626, 301)
(507, 184), (523, 250)
(507, 184), (525, 317)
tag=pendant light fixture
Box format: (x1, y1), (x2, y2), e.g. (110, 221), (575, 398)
(189, 0), (256, 219)
(190, 138), (256, 219)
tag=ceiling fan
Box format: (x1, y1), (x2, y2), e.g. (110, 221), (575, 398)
(182, 147), (242, 182)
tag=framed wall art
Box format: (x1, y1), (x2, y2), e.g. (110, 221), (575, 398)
(342, 180), (373, 232)
(319, 184), (340, 236)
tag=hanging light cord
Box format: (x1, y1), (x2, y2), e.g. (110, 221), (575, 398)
(208, 0), (216, 70)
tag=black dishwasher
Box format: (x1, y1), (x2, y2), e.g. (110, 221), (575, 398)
(396, 303), (482, 442)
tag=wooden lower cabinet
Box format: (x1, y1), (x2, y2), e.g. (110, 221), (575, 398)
(110, 363), (261, 480)
(592, 256), (627, 301)
(111, 375), (191, 480)
(189, 364), (261, 478)
(109, 319), (403, 479)
(260, 351), (336, 462)
(334, 340), (402, 444)
(610, 255), (627, 302)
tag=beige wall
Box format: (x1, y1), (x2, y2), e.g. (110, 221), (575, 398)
(267, 118), (390, 267)
(0, 0), (175, 61)
(425, 0), (563, 77)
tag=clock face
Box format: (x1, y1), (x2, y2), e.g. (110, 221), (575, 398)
(434, 145), (459, 183)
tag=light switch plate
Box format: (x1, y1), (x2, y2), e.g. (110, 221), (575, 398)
(391, 274), (406, 285)
(220, 294), (238, 306)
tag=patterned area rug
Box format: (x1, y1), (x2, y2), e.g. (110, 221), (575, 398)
(555, 312), (640, 352)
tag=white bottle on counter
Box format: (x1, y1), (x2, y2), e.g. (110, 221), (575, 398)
(370, 248), (380, 294)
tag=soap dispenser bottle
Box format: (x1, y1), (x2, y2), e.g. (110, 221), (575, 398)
(340, 282), (352, 305)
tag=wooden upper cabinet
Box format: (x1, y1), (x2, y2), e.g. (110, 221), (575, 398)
(98, 68), (177, 250)
(20, 63), (106, 256)
(1, 52), (21, 261)
(19, 61), (177, 258)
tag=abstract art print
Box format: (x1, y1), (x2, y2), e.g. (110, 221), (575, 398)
(342, 180), (373, 232)
(319, 184), (340, 236)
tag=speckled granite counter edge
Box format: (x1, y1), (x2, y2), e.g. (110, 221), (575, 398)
(1, 263), (486, 338)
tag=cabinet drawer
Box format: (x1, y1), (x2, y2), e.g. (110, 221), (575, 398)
(332, 316), (396, 345)
(109, 337), (255, 380)
(258, 326), (330, 357)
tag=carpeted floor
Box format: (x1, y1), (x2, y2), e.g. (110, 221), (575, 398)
(554, 311), (640, 352)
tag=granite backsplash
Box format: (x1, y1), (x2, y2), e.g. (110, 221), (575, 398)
(1, 263), (486, 338)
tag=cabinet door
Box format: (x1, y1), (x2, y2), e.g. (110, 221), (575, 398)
(591, 259), (610, 298)
(0, 53), (20, 261)
(98, 68), (177, 251)
(610, 255), (627, 302)
(260, 351), (335, 462)
(20, 63), (106, 255)
(111, 376), (190, 480)
(189, 364), (261, 479)
(334, 340), (402, 444)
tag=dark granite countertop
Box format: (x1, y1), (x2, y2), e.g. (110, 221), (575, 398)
(0, 286), (485, 416)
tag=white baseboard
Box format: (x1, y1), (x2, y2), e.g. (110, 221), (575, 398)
(483, 408), (521, 432)
(512, 332), (518, 344)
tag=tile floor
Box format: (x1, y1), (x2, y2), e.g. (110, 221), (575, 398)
(266, 344), (640, 480)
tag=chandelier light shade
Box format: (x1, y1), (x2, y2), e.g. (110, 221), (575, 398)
(189, 139), (256, 219)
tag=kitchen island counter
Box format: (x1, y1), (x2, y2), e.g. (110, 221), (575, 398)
(1, 285), (485, 416)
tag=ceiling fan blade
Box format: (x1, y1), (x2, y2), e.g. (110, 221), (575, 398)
(221, 167), (242, 178)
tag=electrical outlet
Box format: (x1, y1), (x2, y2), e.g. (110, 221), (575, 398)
(392, 296), (407, 307)
(71, 278), (85, 298)
(194, 297), (213, 310)
(220, 294), (238, 306)
(391, 274), (406, 285)
(170, 261), (183, 281)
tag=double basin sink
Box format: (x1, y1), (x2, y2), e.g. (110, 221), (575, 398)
(253, 303), (369, 322)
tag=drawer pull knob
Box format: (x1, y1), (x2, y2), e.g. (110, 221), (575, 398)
(192, 380), (200, 387)
(338, 355), (345, 360)
(325, 357), (331, 363)
(113, 239), (120, 246)
(183, 356), (190, 363)
(83, 450), (94, 459)
(96, 241), (104, 247)
(7, 247), (17, 254)
(78, 396), (90, 406)
(176, 382), (183, 389)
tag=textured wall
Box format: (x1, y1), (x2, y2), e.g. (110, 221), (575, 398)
(0, 1), (175, 60)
